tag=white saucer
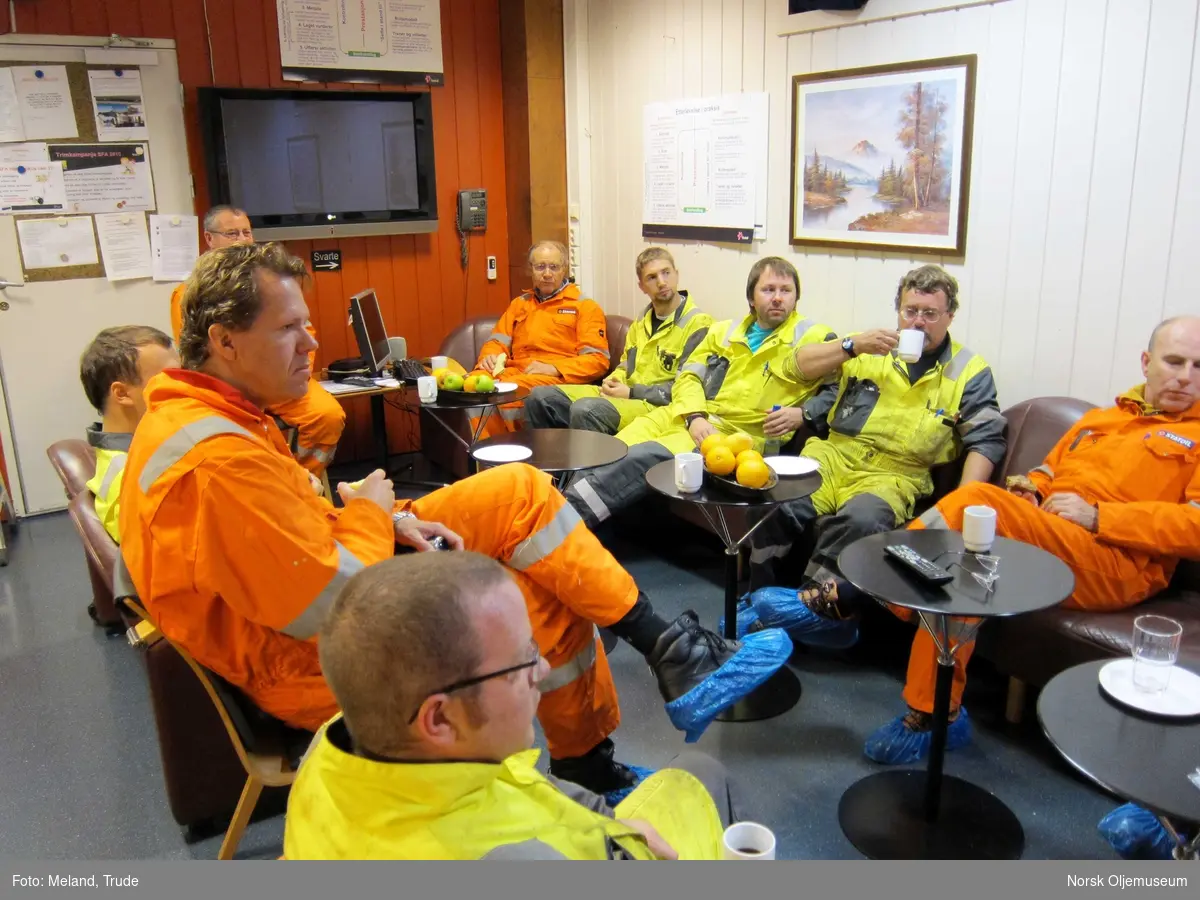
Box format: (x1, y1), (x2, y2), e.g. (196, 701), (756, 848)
(495, 381), (518, 392)
(764, 456), (819, 477)
(1097, 658), (1200, 717)
(471, 444), (534, 464)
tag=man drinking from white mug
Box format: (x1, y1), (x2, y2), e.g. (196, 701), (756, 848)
(738, 267), (1005, 719)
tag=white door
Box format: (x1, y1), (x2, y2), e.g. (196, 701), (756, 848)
(0, 37), (192, 515)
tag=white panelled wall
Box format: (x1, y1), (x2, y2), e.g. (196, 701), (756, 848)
(563, 0), (1200, 408)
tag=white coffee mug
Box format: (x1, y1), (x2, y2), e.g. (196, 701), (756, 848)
(431, 355), (449, 370)
(675, 452), (704, 493)
(417, 375), (438, 404)
(897, 329), (925, 363)
(722, 822), (776, 860)
(962, 504), (998, 553)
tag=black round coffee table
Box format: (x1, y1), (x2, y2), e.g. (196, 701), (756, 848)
(1038, 659), (1200, 859)
(836, 528), (1075, 859)
(472, 429), (628, 490)
(645, 458), (822, 722)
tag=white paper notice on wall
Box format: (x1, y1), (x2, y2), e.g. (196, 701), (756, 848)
(149, 214), (198, 282)
(11, 66), (78, 140)
(0, 142), (50, 163)
(0, 69), (27, 142)
(88, 69), (149, 142)
(641, 92), (769, 244)
(48, 143), (156, 213)
(0, 161), (67, 214)
(16, 216), (98, 269)
(95, 212), (153, 281)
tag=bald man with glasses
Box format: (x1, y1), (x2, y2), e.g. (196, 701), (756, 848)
(470, 240), (612, 437)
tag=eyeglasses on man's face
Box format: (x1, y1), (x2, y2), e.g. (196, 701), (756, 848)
(900, 306), (946, 323)
(532, 262), (564, 273)
(406, 638), (542, 724)
(210, 229), (254, 239)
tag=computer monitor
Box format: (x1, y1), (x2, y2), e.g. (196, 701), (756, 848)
(349, 289), (393, 374)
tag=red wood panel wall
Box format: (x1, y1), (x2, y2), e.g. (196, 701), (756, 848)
(11, 0), (513, 462)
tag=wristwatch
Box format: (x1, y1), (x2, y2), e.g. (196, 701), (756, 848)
(841, 337), (857, 358)
(685, 413), (707, 427)
(392, 510), (416, 525)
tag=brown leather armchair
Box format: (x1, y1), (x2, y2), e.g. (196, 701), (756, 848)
(972, 397), (1200, 719)
(422, 313), (634, 479)
(49, 440), (122, 630)
(46, 439), (96, 498)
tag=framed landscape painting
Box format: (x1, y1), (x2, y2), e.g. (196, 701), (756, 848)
(789, 55), (977, 256)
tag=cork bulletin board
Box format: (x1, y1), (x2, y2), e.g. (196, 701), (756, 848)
(1, 60), (153, 282)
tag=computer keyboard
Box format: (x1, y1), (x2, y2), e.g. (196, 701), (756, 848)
(393, 358), (429, 381)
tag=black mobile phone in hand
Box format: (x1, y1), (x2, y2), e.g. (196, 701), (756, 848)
(429, 536), (451, 551)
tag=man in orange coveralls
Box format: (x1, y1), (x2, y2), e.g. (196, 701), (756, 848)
(771, 317), (1200, 781)
(119, 242), (795, 801)
(471, 240), (611, 436)
(168, 205), (345, 477)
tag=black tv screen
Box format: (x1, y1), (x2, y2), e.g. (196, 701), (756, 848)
(197, 87), (438, 239)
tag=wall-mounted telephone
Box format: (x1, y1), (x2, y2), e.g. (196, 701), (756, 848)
(457, 189), (488, 232)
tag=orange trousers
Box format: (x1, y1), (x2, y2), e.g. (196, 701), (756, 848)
(269, 378), (347, 477)
(472, 368), (565, 439)
(410, 463), (639, 757)
(898, 482), (1167, 713)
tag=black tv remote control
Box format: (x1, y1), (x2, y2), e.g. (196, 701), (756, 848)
(884, 544), (954, 585)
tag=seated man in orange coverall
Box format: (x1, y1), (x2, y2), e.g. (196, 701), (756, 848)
(470, 240), (611, 437)
(168, 205), (345, 477)
(118, 242), (794, 803)
(767, 316), (1200, 776)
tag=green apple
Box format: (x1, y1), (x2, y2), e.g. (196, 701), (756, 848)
(443, 372), (465, 391)
(475, 374), (495, 393)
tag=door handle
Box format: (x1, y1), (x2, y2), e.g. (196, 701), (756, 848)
(0, 280), (24, 290)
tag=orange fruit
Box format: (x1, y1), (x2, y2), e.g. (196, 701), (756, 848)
(736, 458), (772, 489)
(463, 374), (480, 392)
(699, 433), (725, 457)
(735, 449), (763, 468)
(725, 432), (754, 456)
(705, 445), (737, 476)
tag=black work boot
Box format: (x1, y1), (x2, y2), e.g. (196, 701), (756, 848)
(647, 610), (742, 703)
(548, 737), (640, 797)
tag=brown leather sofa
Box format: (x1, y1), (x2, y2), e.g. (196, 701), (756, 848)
(47, 439), (123, 631)
(423, 312), (634, 479)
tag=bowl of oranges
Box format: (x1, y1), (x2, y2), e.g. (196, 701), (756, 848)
(699, 432), (778, 498)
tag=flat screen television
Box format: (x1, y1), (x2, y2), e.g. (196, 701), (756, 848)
(196, 87), (438, 240)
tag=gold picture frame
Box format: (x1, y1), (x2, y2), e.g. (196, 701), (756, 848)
(789, 54), (977, 257)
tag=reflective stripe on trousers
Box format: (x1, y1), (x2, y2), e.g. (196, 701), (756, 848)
(538, 628), (599, 693)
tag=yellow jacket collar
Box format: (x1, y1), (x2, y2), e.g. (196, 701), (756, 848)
(638, 290), (693, 327)
(730, 310), (802, 344)
(1118, 384), (1200, 420)
(311, 718), (546, 810)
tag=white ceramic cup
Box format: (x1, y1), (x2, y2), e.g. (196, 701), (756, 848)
(431, 355), (449, 370)
(897, 328), (925, 363)
(962, 505), (998, 553)
(416, 375), (438, 404)
(675, 452), (704, 493)
(722, 822), (776, 860)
